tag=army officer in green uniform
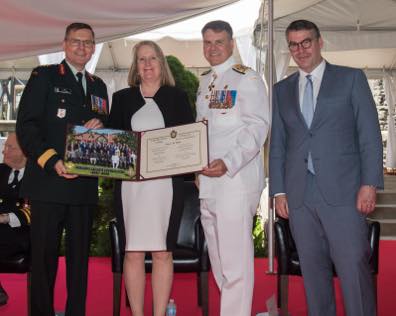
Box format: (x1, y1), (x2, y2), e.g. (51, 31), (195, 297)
(16, 22), (108, 316)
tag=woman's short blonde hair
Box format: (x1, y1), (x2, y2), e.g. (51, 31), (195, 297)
(127, 40), (175, 87)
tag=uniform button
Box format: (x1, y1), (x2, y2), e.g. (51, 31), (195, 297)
(309, 132), (313, 137)
(304, 158), (308, 163)
(61, 99), (65, 103)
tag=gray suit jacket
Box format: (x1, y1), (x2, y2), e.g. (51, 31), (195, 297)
(269, 63), (383, 209)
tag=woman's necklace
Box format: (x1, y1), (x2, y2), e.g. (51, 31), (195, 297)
(139, 84), (159, 98)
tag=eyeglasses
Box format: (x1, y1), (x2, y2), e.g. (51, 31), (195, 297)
(67, 38), (95, 48)
(288, 38), (315, 52)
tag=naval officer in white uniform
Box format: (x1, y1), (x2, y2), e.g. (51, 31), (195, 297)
(196, 20), (270, 316)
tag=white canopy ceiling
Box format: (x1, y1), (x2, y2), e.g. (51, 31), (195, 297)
(0, 0), (238, 61)
(269, 0), (396, 72)
(0, 0), (261, 73)
(2, 0), (396, 76)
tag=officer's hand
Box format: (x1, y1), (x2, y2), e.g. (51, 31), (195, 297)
(54, 160), (78, 179)
(274, 194), (289, 219)
(356, 185), (377, 214)
(84, 118), (103, 129)
(201, 159), (227, 177)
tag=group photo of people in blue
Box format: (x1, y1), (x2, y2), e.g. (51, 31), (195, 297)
(65, 133), (137, 170)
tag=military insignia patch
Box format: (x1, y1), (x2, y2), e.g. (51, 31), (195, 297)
(86, 72), (95, 82)
(57, 108), (66, 118)
(59, 64), (65, 75)
(209, 90), (237, 109)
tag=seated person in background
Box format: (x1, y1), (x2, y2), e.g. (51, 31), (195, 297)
(0, 132), (30, 306)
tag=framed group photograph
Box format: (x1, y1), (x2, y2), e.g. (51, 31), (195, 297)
(64, 121), (209, 180)
(64, 125), (138, 180)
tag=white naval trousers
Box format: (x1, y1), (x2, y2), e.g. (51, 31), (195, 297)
(200, 192), (260, 316)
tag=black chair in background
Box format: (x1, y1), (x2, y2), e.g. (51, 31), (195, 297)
(274, 218), (380, 316)
(0, 246), (31, 315)
(109, 181), (210, 316)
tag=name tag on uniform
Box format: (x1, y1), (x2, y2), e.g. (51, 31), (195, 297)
(54, 87), (72, 94)
(90, 95), (108, 115)
(209, 90), (237, 109)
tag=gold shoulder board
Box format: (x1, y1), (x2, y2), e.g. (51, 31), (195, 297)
(232, 64), (250, 74)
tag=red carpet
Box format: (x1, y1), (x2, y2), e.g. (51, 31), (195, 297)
(1, 240), (395, 315)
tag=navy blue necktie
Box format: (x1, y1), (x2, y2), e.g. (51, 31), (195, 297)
(76, 72), (86, 97)
(10, 170), (19, 188)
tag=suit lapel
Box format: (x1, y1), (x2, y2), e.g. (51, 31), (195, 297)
(288, 73), (309, 129)
(62, 60), (86, 106)
(86, 72), (95, 109)
(311, 62), (333, 130)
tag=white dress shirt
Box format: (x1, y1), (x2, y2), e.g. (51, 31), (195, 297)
(6, 167), (25, 227)
(298, 59), (326, 110)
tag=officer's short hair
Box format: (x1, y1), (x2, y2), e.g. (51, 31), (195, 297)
(285, 20), (321, 39)
(201, 20), (233, 39)
(64, 22), (95, 40)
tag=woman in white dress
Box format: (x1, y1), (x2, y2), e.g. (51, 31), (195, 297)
(108, 41), (193, 316)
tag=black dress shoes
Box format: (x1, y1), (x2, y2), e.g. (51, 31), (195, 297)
(0, 282), (8, 306)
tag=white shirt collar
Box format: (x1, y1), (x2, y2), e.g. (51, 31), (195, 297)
(211, 56), (236, 75)
(8, 167), (25, 184)
(298, 59), (326, 81)
(65, 60), (86, 78)
(298, 59), (326, 109)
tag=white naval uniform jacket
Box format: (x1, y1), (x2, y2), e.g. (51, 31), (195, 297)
(196, 57), (270, 199)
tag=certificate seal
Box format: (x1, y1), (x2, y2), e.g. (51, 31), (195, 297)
(170, 130), (177, 138)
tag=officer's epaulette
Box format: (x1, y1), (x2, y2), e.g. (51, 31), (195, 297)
(31, 63), (57, 76)
(201, 69), (212, 76)
(232, 64), (250, 74)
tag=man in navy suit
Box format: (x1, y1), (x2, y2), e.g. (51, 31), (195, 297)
(269, 20), (383, 316)
(0, 133), (29, 306)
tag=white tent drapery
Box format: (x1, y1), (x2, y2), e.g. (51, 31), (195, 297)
(256, 0), (396, 74)
(38, 44), (104, 74)
(0, 0), (240, 61)
(385, 74), (396, 169)
(1, 0), (262, 95)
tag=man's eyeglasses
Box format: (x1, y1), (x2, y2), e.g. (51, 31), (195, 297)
(67, 38), (95, 48)
(288, 38), (315, 52)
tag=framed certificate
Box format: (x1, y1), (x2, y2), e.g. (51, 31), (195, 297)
(64, 121), (208, 180)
